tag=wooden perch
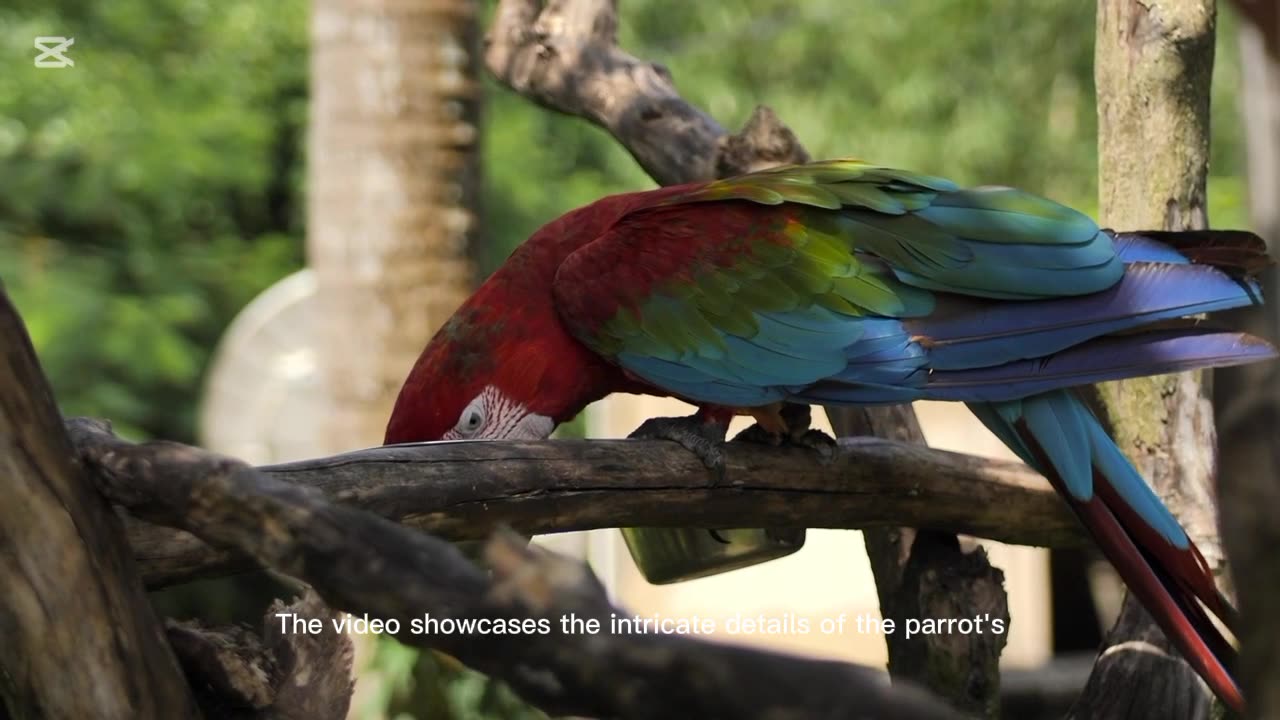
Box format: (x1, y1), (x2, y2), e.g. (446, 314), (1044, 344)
(109, 427), (1077, 589)
(70, 416), (963, 720)
(486, 0), (1010, 713)
(0, 292), (198, 719)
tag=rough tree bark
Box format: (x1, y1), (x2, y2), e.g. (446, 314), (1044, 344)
(308, 0), (481, 450)
(1216, 2), (1280, 716)
(485, 2), (1009, 713)
(163, 591), (354, 719)
(0, 291), (198, 719)
(1071, 2), (1223, 718)
(115, 433), (1078, 589)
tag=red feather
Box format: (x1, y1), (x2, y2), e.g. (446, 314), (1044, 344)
(1014, 420), (1243, 713)
(384, 189), (680, 443)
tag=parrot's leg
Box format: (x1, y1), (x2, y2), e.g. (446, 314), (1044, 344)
(732, 402), (837, 462)
(627, 407), (732, 482)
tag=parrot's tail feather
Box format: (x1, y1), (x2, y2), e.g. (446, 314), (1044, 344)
(923, 328), (1276, 402)
(968, 392), (1243, 713)
(912, 261), (1263, 370)
(1092, 475), (1238, 642)
(1058, 470), (1242, 711)
(1111, 229), (1271, 277)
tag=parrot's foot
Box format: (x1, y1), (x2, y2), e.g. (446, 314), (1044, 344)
(731, 403), (837, 463)
(789, 429), (839, 462)
(628, 412), (731, 482)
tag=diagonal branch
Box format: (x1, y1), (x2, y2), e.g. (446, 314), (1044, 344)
(484, 0), (808, 183)
(103, 425), (1077, 589)
(71, 416), (963, 720)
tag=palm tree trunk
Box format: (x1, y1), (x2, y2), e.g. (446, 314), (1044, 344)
(308, 0), (482, 451)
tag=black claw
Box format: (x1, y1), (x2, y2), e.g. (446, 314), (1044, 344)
(731, 403), (837, 463)
(794, 428), (838, 463)
(779, 402), (812, 435)
(628, 414), (729, 483)
(730, 422), (780, 446)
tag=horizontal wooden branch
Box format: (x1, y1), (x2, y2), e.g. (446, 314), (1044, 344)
(70, 416), (962, 720)
(108, 427), (1082, 588)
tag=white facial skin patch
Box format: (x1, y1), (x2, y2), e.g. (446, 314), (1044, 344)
(443, 385), (555, 440)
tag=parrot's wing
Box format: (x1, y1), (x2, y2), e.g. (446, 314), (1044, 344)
(655, 158), (1123, 300)
(551, 159), (1123, 405)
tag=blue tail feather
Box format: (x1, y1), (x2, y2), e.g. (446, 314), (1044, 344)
(969, 391), (1189, 552)
(967, 391), (1240, 708)
(1110, 233), (1191, 264)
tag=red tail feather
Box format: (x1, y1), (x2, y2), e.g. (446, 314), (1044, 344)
(1014, 421), (1244, 713)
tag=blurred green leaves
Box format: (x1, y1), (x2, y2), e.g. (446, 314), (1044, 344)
(357, 640), (548, 720)
(0, 0), (308, 441)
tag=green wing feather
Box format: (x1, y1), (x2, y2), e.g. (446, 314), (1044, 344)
(658, 158), (1117, 300)
(555, 159), (1121, 403)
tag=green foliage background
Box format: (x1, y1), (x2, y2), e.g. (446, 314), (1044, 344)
(0, 0), (1249, 442)
(0, 0), (1251, 717)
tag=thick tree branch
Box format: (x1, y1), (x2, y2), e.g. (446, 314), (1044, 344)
(0, 291), (198, 718)
(71, 416), (961, 720)
(104, 426), (1077, 589)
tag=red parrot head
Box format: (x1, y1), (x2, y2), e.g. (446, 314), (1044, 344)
(383, 299), (562, 444)
(383, 195), (651, 447)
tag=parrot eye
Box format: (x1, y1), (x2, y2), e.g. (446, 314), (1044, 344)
(455, 397), (487, 437)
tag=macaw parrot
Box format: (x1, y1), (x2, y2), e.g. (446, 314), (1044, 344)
(386, 159), (1274, 711)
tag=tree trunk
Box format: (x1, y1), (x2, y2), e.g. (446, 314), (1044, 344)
(308, 0), (482, 450)
(0, 291), (198, 719)
(308, 1), (483, 715)
(1072, 2), (1221, 717)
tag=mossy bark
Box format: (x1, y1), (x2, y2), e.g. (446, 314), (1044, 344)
(1071, 1), (1223, 717)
